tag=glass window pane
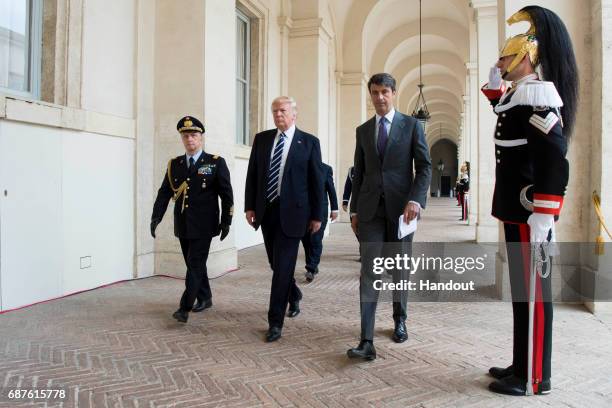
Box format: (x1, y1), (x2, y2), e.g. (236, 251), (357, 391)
(0, 0), (30, 92)
(236, 9), (250, 145)
(236, 17), (245, 79)
(236, 80), (245, 144)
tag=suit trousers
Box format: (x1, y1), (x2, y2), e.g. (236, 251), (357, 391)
(178, 237), (213, 312)
(301, 213), (328, 273)
(261, 199), (303, 329)
(358, 197), (413, 341)
(504, 223), (552, 393)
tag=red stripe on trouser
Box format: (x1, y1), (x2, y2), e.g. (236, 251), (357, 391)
(518, 224), (545, 393)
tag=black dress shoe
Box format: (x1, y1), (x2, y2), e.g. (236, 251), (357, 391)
(193, 299), (213, 313)
(266, 327), (282, 342)
(287, 302), (300, 318)
(392, 321), (408, 343)
(305, 271), (315, 282)
(489, 365), (513, 379)
(172, 309), (188, 323)
(347, 340), (376, 360)
(488, 375), (551, 396)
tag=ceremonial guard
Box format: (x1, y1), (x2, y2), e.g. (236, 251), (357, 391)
(151, 116), (234, 323)
(457, 163), (469, 221)
(481, 6), (578, 396)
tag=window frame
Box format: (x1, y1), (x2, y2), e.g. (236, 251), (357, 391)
(0, 0), (43, 99)
(236, 7), (251, 145)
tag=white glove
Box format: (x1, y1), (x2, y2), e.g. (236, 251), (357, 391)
(488, 66), (503, 90)
(527, 213), (554, 244)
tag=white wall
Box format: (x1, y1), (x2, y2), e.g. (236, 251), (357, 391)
(81, 0), (136, 118)
(0, 121), (134, 311)
(234, 155), (264, 249)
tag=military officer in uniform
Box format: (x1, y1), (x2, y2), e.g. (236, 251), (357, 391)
(151, 116), (234, 323)
(481, 6), (578, 396)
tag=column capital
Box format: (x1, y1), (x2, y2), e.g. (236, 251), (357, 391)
(469, 0), (496, 9)
(277, 16), (293, 30)
(469, 0), (497, 19)
(466, 61), (478, 72)
(340, 71), (368, 86)
(289, 17), (333, 41)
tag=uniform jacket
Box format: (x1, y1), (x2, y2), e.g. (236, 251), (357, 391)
(350, 111), (432, 222)
(485, 76), (569, 223)
(152, 152), (234, 239)
(244, 127), (324, 238)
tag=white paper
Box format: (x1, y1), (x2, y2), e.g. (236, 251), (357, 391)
(398, 214), (418, 239)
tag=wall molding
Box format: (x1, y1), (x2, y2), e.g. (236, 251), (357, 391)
(0, 95), (135, 139)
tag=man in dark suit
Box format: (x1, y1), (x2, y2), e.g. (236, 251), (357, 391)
(342, 166), (360, 261)
(347, 73), (432, 360)
(342, 166), (354, 211)
(301, 162), (339, 282)
(151, 116), (234, 323)
(245, 96), (324, 342)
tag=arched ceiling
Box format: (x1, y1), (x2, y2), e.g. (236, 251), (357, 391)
(333, 0), (471, 145)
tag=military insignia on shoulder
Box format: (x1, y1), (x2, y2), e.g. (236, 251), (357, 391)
(213, 155), (219, 160)
(529, 111), (559, 134)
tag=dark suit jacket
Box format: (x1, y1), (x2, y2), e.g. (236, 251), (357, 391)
(342, 166), (354, 205)
(350, 111), (432, 222)
(321, 163), (339, 220)
(245, 127), (324, 238)
(152, 152), (233, 239)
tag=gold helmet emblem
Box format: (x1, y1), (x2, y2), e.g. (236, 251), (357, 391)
(500, 10), (538, 73)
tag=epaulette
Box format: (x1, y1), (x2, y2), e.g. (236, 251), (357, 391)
(213, 155), (219, 160)
(495, 80), (563, 113)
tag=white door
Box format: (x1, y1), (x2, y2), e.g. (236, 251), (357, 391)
(0, 121), (63, 311)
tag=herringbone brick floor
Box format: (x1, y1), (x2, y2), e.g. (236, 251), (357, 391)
(1, 198), (611, 407)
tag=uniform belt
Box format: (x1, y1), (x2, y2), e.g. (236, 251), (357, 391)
(494, 138), (528, 147)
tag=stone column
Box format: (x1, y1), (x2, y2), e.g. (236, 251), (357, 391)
(585, 0), (612, 314)
(470, 0), (499, 242)
(153, 0), (237, 278)
(287, 17), (333, 160)
(466, 62), (479, 227)
(134, 0), (156, 277)
(337, 72), (367, 222)
(277, 16), (292, 96)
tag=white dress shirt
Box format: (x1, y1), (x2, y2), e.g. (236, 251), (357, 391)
(269, 124), (295, 194)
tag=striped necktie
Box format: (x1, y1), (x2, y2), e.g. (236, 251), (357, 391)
(266, 132), (286, 202)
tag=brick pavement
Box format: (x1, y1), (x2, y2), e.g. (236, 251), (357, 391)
(1, 198), (610, 407)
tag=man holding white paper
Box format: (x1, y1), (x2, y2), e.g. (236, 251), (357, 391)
(347, 73), (431, 360)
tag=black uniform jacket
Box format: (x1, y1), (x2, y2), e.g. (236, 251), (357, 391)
(485, 77), (569, 224)
(152, 152), (234, 239)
